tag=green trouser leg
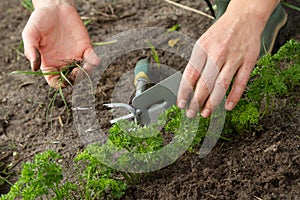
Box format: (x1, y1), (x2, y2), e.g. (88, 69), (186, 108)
(215, 0), (230, 20)
(214, 0), (288, 57)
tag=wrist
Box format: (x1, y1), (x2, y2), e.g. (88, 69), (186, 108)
(32, 0), (75, 9)
(226, 0), (280, 28)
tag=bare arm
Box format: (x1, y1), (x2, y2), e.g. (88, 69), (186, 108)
(177, 0), (280, 118)
(32, 0), (75, 8)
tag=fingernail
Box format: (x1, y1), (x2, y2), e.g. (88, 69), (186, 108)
(186, 109), (197, 119)
(226, 102), (234, 111)
(30, 60), (34, 70)
(178, 99), (187, 109)
(201, 109), (211, 118)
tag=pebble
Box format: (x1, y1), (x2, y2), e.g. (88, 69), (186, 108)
(1, 98), (7, 103)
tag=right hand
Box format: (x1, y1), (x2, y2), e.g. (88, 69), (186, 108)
(22, 1), (99, 88)
(177, 0), (279, 118)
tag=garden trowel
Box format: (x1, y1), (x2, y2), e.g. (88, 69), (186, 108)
(104, 58), (182, 125)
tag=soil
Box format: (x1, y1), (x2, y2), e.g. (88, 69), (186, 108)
(0, 0), (299, 199)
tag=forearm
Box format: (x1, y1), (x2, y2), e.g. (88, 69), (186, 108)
(32, 0), (75, 8)
(227, 0), (280, 29)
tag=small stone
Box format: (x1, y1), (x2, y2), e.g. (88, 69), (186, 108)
(13, 151), (19, 159)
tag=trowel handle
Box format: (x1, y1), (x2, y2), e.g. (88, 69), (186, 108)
(134, 58), (150, 97)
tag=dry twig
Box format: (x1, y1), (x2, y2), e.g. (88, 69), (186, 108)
(163, 0), (214, 20)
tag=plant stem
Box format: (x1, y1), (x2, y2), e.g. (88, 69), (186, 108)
(163, 0), (214, 19)
(281, 2), (300, 12)
(74, 62), (95, 100)
(92, 40), (118, 46)
(0, 176), (13, 186)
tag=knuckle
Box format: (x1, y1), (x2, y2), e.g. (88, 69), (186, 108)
(244, 60), (256, 71)
(213, 46), (226, 61)
(183, 66), (200, 81)
(228, 90), (242, 103)
(219, 77), (231, 90)
(197, 36), (209, 47)
(198, 77), (212, 92)
(238, 76), (249, 88)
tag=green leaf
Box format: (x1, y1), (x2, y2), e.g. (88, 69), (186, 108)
(167, 24), (181, 33)
(9, 71), (60, 76)
(146, 40), (161, 67)
(21, 0), (34, 12)
(92, 40), (118, 46)
(60, 70), (73, 87)
(2, 150), (67, 199)
(281, 2), (300, 12)
(83, 19), (92, 26)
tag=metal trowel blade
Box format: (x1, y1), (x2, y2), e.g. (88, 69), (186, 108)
(132, 71), (182, 125)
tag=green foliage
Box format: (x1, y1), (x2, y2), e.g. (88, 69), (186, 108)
(167, 24), (181, 33)
(282, 64), (300, 90)
(74, 150), (127, 199)
(146, 40), (161, 67)
(0, 150), (77, 200)
(273, 39), (300, 62)
(249, 57), (287, 101)
(163, 106), (182, 132)
(163, 106), (209, 151)
(1, 150), (126, 200)
(249, 39), (300, 102)
(191, 117), (210, 150)
(0, 162), (12, 187)
(108, 121), (163, 153)
(230, 101), (260, 133)
(87, 105), (205, 180)
(86, 109), (173, 183)
(21, 0), (34, 12)
(227, 39), (300, 133)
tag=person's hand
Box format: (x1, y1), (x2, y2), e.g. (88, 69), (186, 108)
(177, 0), (279, 118)
(22, 0), (99, 88)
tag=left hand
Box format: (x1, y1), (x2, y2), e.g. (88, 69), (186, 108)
(22, 2), (99, 88)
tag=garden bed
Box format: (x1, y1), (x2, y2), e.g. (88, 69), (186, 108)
(0, 0), (299, 199)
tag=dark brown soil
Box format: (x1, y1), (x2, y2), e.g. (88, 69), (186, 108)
(0, 0), (299, 199)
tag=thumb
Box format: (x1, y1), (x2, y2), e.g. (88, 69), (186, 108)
(22, 22), (41, 71)
(82, 47), (101, 72)
(68, 47), (100, 84)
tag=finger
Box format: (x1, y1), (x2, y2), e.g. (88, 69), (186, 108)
(177, 63), (200, 109)
(225, 63), (253, 111)
(177, 43), (207, 109)
(32, 48), (41, 71)
(41, 65), (67, 89)
(186, 57), (220, 118)
(68, 47), (100, 84)
(66, 69), (77, 86)
(201, 61), (237, 118)
(83, 47), (101, 71)
(22, 19), (41, 71)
